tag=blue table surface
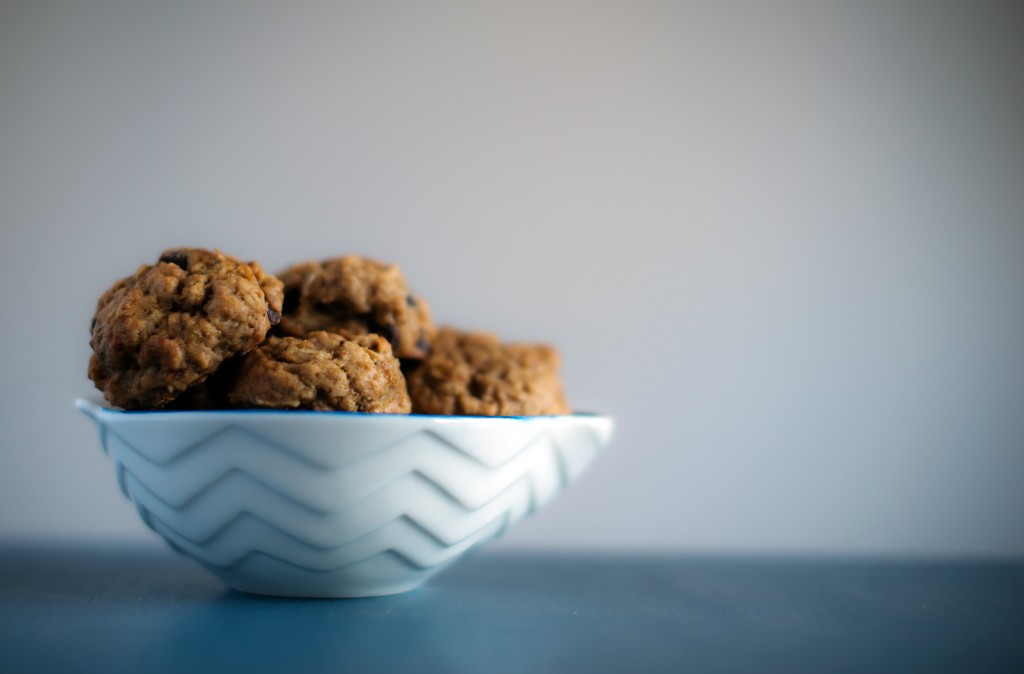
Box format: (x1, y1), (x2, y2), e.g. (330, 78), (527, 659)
(1, 545), (1022, 674)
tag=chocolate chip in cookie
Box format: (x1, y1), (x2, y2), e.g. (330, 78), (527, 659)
(158, 250), (190, 270)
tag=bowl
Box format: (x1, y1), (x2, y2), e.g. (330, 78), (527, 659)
(76, 398), (612, 597)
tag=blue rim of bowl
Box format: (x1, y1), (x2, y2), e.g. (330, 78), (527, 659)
(75, 398), (605, 421)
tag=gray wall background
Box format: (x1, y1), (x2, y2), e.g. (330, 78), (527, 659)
(1, 0), (1022, 556)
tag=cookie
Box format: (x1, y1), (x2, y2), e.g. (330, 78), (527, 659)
(407, 328), (570, 416)
(228, 331), (411, 412)
(88, 248), (284, 409)
(277, 256), (436, 359)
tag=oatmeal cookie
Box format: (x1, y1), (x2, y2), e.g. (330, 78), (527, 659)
(88, 248), (284, 409)
(407, 327), (570, 416)
(228, 331), (411, 412)
(277, 256), (436, 359)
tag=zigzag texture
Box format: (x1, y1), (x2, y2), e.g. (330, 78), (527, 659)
(77, 400), (611, 597)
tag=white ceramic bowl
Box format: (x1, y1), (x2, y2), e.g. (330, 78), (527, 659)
(76, 399), (612, 597)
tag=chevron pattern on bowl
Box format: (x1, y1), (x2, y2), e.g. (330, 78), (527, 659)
(76, 399), (612, 597)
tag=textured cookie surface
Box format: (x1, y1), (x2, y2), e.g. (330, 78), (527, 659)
(88, 248), (284, 409)
(407, 328), (570, 416)
(277, 256), (436, 359)
(228, 331), (411, 412)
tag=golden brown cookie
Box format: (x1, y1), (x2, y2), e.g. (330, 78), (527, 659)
(88, 248), (284, 409)
(277, 256), (436, 359)
(407, 327), (570, 416)
(228, 331), (411, 412)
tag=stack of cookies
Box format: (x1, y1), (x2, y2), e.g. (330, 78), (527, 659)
(88, 248), (570, 416)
